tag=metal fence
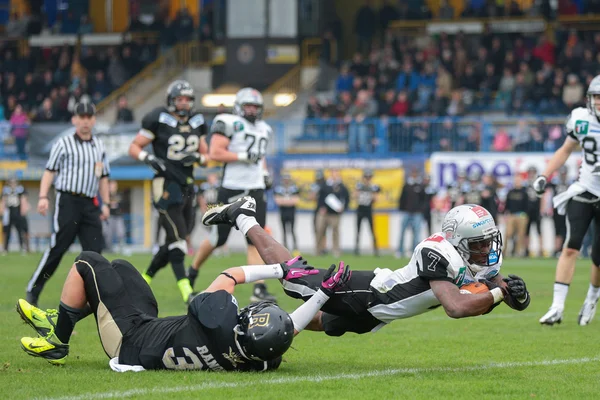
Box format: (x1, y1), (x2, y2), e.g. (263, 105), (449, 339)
(269, 115), (567, 155)
(0, 116), (568, 160)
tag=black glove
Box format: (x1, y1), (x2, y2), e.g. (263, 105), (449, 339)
(321, 262), (352, 297)
(181, 152), (205, 167)
(144, 154), (167, 174)
(532, 175), (547, 198)
(502, 274), (528, 301)
(264, 173), (273, 189)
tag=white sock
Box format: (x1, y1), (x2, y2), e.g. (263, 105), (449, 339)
(551, 282), (569, 310)
(585, 284), (600, 303)
(236, 215), (259, 236)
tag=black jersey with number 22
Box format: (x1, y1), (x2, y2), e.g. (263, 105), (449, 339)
(141, 106), (207, 180)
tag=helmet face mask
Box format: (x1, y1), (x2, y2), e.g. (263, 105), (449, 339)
(234, 88), (264, 123)
(442, 204), (502, 274)
(167, 80), (195, 117)
(234, 301), (294, 362)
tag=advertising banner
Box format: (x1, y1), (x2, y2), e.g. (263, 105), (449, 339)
(429, 152), (582, 190)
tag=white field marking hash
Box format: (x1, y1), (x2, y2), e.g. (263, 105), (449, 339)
(39, 355), (600, 400)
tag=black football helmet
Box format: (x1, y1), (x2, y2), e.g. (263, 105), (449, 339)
(234, 301), (294, 361)
(166, 80), (195, 117)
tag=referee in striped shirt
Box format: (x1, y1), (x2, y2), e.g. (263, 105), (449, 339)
(26, 102), (110, 306)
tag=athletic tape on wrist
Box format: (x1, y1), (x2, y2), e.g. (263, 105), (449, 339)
(490, 287), (504, 304)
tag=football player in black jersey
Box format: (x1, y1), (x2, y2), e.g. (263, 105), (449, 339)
(353, 169), (380, 256)
(16, 245), (350, 368)
(128, 80), (209, 303)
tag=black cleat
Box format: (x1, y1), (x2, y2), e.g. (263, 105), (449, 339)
(202, 196), (257, 229)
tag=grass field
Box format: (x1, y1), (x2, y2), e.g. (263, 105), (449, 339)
(1, 252), (599, 400)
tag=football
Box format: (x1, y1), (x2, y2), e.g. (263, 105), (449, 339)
(459, 282), (490, 294)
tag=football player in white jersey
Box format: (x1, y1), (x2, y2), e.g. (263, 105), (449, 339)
(203, 197), (531, 336)
(187, 88), (277, 302)
(533, 75), (600, 326)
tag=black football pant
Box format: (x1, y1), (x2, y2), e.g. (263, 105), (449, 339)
(27, 192), (103, 301)
(280, 212), (297, 250)
(3, 213), (28, 251)
(356, 207), (377, 251)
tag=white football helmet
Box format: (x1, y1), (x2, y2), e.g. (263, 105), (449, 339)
(234, 87), (263, 123)
(442, 204), (502, 274)
(587, 74), (600, 119)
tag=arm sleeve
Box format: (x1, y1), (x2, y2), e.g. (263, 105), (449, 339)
(46, 140), (64, 171)
(416, 247), (453, 282)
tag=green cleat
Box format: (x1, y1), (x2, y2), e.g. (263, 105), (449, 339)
(16, 299), (58, 337)
(20, 334), (69, 365)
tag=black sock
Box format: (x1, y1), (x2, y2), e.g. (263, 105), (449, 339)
(187, 266), (199, 288)
(55, 302), (81, 344)
(77, 304), (93, 322)
(169, 248), (187, 281)
(146, 245), (169, 278)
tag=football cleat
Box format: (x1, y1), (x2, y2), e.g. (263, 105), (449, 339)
(250, 283), (277, 303)
(16, 299), (58, 337)
(20, 334), (69, 365)
(578, 299), (598, 326)
(202, 196), (257, 228)
(539, 307), (563, 326)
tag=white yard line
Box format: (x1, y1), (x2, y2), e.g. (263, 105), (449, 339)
(40, 356), (600, 400)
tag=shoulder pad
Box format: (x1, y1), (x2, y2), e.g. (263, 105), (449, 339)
(158, 112), (178, 128)
(189, 113), (205, 129)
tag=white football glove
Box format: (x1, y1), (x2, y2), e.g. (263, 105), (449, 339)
(532, 175), (547, 198)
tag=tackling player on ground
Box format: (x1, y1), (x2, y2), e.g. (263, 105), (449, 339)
(203, 197), (530, 336)
(128, 80), (208, 303)
(187, 88), (277, 302)
(534, 75), (600, 326)
(16, 251), (349, 368)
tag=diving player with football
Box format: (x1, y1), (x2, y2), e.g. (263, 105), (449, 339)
(203, 196), (531, 336)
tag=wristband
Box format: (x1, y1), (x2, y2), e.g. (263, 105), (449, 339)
(138, 150), (148, 161)
(240, 264), (284, 283)
(237, 152), (248, 162)
(490, 287), (505, 304)
(39, 196), (48, 200)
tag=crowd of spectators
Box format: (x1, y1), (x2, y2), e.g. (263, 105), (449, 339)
(0, 4), (210, 160)
(307, 0), (600, 153)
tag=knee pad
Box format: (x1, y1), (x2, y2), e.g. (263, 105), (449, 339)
(168, 239), (188, 256)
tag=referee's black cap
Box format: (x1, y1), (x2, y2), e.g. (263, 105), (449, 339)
(74, 101), (96, 117)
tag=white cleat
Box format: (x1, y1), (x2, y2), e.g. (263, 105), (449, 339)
(578, 300), (598, 326)
(539, 308), (563, 326)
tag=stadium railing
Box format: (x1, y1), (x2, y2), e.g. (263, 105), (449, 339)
(0, 115), (568, 160)
(268, 115), (566, 155)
